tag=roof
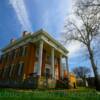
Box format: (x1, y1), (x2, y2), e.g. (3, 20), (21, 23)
(1, 29), (68, 54)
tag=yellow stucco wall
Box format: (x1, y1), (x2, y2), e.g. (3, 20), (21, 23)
(64, 70), (76, 88)
(69, 73), (77, 88)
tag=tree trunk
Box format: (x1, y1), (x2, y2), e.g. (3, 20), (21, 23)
(87, 45), (100, 91)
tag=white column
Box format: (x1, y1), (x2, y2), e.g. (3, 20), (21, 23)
(66, 56), (69, 77)
(60, 55), (63, 79)
(51, 48), (55, 79)
(38, 40), (43, 76)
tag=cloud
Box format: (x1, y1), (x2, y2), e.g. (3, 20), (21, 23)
(9, 0), (32, 31)
(42, 11), (50, 30)
(40, 0), (81, 58)
(66, 41), (82, 58)
(41, 0), (72, 35)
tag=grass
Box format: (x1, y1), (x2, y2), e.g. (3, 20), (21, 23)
(0, 87), (100, 100)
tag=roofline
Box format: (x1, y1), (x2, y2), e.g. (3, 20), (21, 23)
(1, 34), (32, 52)
(37, 29), (68, 53)
(1, 29), (69, 54)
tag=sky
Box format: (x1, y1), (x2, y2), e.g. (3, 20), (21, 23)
(0, 0), (94, 74)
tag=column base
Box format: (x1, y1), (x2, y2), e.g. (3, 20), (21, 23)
(37, 76), (56, 89)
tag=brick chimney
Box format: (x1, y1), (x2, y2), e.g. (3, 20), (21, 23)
(10, 38), (16, 43)
(23, 31), (28, 37)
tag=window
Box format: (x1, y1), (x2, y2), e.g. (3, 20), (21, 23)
(34, 62), (39, 74)
(2, 67), (6, 78)
(45, 68), (51, 78)
(45, 64), (51, 78)
(18, 46), (27, 57)
(47, 55), (51, 64)
(3, 66), (11, 78)
(35, 48), (39, 60)
(14, 50), (17, 58)
(0, 69), (4, 77)
(45, 54), (51, 64)
(6, 66), (11, 78)
(2, 66), (11, 78)
(0, 55), (2, 63)
(22, 46), (27, 56)
(2, 55), (6, 64)
(9, 64), (14, 77)
(1, 55), (6, 64)
(4, 54), (8, 62)
(8, 52), (12, 61)
(10, 51), (14, 61)
(15, 49), (19, 57)
(0, 68), (4, 77)
(19, 47), (23, 56)
(18, 62), (24, 76)
(0, 69), (2, 77)
(12, 64), (17, 77)
(55, 57), (58, 65)
(12, 50), (15, 59)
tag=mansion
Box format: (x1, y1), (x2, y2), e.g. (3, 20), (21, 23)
(0, 29), (70, 88)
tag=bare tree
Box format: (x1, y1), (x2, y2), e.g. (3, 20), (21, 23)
(63, 0), (100, 90)
(73, 66), (91, 86)
(76, 0), (100, 7)
(73, 66), (91, 78)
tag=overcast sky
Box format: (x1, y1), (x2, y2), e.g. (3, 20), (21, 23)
(0, 0), (94, 73)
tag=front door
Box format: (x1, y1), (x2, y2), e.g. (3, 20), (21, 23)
(45, 68), (50, 78)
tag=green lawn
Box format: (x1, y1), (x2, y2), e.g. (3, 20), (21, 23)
(0, 88), (100, 100)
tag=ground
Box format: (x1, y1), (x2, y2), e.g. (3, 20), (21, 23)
(0, 88), (100, 100)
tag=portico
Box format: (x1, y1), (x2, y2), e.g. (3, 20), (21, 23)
(33, 30), (69, 81)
